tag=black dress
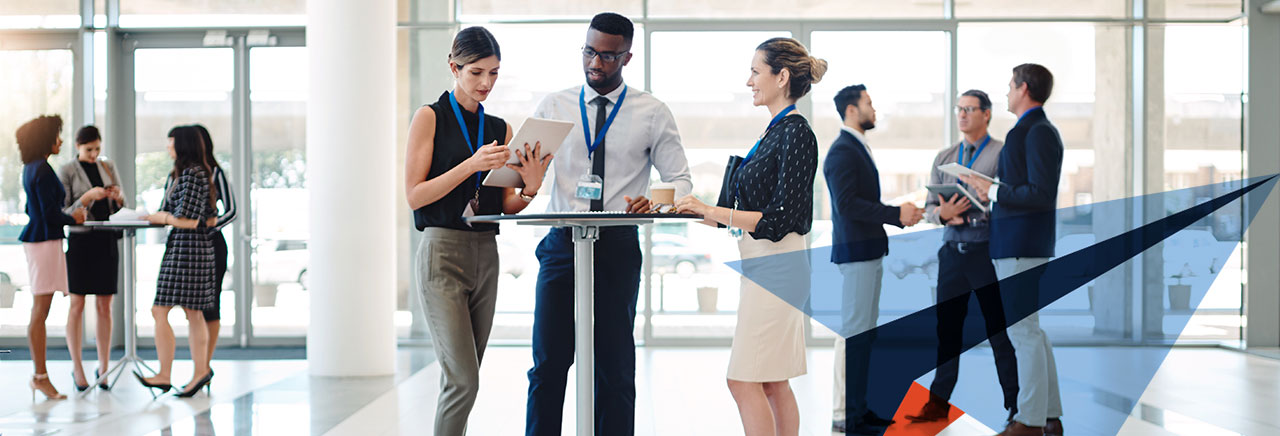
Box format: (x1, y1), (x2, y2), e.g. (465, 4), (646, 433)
(153, 167), (217, 310)
(67, 161), (120, 295)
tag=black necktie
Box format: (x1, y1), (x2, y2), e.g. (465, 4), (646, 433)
(965, 144), (976, 166)
(590, 96), (609, 211)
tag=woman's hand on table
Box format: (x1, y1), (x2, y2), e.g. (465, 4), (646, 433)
(144, 212), (170, 225)
(675, 195), (710, 216)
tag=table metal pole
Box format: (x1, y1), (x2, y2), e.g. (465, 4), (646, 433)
(90, 228), (155, 395)
(572, 225), (598, 436)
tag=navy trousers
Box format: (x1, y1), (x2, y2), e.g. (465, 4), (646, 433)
(526, 226), (642, 436)
(930, 241), (1020, 413)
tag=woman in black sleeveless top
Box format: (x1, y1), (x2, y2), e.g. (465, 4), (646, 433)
(403, 26), (552, 434)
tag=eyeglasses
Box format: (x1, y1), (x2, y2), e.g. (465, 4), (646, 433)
(582, 46), (628, 63)
(955, 106), (988, 114)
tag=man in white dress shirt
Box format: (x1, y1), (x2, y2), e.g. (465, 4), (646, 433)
(524, 12), (692, 436)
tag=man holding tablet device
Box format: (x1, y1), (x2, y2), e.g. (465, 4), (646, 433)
(907, 89), (1021, 426)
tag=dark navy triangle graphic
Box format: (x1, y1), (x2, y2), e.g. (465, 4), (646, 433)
(727, 175), (1277, 435)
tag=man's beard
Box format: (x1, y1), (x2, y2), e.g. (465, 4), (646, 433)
(859, 119), (876, 131)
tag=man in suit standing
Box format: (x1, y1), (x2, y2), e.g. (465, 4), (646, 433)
(963, 64), (1065, 436)
(906, 89), (1020, 424)
(825, 84), (923, 434)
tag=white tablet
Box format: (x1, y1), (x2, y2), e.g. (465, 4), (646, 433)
(482, 117), (575, 188)
(936, 163), (1000, 184)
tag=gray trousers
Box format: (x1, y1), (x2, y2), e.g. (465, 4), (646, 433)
(415, 227), (500, 436)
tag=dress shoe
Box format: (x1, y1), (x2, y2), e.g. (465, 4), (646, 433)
(1044, 418), (1063, 436)
(833, 419), (887, 435)
(995, 421), (1044, 436)
(905, 400), (951, 422)
(861, 411), (896, 427)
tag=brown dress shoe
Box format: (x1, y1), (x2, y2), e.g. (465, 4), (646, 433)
(995, 421), (1045, 436)
(1044, 418), (1063, 436)
(905, 400), (951, 422)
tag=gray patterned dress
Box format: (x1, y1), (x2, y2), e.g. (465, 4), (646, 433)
(153, 166), (216, 310)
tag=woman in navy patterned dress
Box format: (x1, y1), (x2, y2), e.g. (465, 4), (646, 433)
(676, 37), (825, 436)
(135, 125), (217, 397)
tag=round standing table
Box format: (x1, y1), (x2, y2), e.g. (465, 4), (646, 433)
(72, 221), (164, 396)
(466, 212), (701, 436)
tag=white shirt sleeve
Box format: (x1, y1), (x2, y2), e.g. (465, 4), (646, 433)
(988, 182), (1000, 203)
(648, 102), (693, 198)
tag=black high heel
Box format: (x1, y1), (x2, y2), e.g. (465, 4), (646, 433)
(133, 371), (172, 399)
(176, 370), (214, 398)
(72, 371), (90, 392)
(96, 368), (110, 390)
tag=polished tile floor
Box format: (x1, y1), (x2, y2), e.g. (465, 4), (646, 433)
(1, 346), (1276, 435)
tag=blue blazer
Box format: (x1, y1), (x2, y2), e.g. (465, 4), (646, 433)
(19, 160), (76, 243)
(825, 130), (903, 264)
(990, 107), (1064, 259)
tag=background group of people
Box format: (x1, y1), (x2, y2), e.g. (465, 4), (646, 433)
(412, 11), (1064, 436)
(14, 9), (1065, 436)
(17, 118), (235, 401)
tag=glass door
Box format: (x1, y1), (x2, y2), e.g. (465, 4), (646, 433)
(130, 47), (235, 339)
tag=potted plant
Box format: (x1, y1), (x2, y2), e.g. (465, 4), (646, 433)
(696, 286), (718, 313)
(1168, 263), (1193, 311)
(0, 272), (16, 308)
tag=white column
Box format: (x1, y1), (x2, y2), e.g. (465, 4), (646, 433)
(306, 0), (397, 376)
(1246, 0), (1280, 348)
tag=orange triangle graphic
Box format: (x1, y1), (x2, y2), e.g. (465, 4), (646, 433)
(881, 382), (967, 436)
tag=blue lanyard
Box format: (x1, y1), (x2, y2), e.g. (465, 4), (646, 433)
(739, 105), (795, 170)
(957, 135), (991, 169)
(733, 105), (796, 203)
(578, 85), (628, 159)
(448, 91), (485, 190)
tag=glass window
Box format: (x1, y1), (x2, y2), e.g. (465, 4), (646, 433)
(119, 0), (305, 27)
(1157, 24), (1244, 343)
(1149, 0), (1243, 20)
(0, 0), (79, 29)
(248, 46), (309, 337)
(460, 0), (641, 21)
(649, 31), (790, 339)
(0, 49), (75, 337)
(956, 0), (1126, 18)
(959, 23), (1127, 341)
(647, 0), (940, 18)
(478, 23), (646, 141)
(807, 31), (950, 338)
(132, 47), (234, 338)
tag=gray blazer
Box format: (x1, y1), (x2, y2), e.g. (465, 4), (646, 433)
(59, 159), (126, 222)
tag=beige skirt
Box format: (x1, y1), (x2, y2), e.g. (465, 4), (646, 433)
(24, 240), (69, 296)
(727, 232), (808, 382)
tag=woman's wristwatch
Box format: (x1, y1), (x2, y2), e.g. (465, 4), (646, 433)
(518, 188), (536, 202)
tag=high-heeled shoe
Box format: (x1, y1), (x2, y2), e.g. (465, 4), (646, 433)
(176, 370), (214, 398)
(30, 373), (67, 401)
(72, 370), (90, 392)
(133, 371), (172, 399)
(96, 368), (110, 390)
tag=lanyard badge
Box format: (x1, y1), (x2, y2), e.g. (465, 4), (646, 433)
(575, 86), (627, 205)
(449, 91), (485, 224)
